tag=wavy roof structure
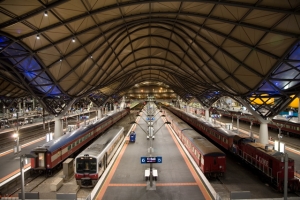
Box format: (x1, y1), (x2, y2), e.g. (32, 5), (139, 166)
(0, 0), (300, 118)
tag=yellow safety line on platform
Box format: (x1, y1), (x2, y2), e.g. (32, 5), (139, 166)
(95, 136), (129, 199)
(0, 163), (30, 183)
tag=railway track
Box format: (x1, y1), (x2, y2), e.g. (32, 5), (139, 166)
(218, 116), (300, 150)
(0, 113), (97, 152)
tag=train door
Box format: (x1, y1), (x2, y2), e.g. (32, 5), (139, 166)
(104, 153), (107, 169)
(33, 152), (46, 169)
(269, 159), (273, 177)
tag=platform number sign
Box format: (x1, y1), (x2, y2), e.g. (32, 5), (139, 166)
(141, 156), (162, 164)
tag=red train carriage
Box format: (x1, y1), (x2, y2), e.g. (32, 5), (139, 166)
(164, 105), (300, 192)
(233, 135), (300, 192)
(166, 105), (250, 151)
(30, 108), (129, 175)
(182, 129), (226, 177)
(164, 109), (226, 177)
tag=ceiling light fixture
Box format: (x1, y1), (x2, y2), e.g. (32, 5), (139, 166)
(37, 34), (40, 39)
(44, 11), (48, 17)
(72, 38), (75, 42)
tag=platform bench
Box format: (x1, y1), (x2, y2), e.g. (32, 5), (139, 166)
(153, 169), (158, 181)
(50, 177), (63, 191)
(145, 169), (150, 181)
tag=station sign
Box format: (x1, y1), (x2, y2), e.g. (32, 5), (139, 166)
(141, 156), (162, 164)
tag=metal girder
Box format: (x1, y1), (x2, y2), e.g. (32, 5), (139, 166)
(88, 92), (108, 108)
(42, 96), (75, 115)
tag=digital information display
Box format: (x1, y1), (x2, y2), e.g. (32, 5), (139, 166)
(141, 156), (162, 164)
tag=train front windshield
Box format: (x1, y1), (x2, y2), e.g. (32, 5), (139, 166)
(76, 157), (97, 173)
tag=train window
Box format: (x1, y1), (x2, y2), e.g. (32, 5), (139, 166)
(68, 145), (71, 150)
(38, 153), (45, 168)
(286, 125), (290, 128)
(76, 157), (97, 173)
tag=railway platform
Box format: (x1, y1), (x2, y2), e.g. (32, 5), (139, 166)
(91, 111), (214, 200)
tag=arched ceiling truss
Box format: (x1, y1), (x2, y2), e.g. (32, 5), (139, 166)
(0, 0), (300, 118)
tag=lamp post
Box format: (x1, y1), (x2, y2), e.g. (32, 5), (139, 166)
(20, 153), (37, 200)
(273, 116), (292, 152)
(13, 112), (21, 153)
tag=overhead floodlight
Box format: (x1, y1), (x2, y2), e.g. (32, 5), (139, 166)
(44, 11), (48, 17)
(72, 38), (75, 42)
(37, 34), (40, 39)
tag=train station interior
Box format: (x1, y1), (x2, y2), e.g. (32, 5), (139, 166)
(0, 1), (300, 200)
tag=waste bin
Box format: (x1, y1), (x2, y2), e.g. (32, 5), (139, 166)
(129, 131), (136, 142)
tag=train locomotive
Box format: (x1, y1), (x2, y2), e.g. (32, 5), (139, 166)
(164, 109), (226, 177)
(233, 135), (299, 192)
(30, 108), (129, 176)
(165, 105), (300, 192)
(74, 126), (124, 187)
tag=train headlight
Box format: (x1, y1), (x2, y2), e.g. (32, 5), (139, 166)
(219, 166), (222, 168)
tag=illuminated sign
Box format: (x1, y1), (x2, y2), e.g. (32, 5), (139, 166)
(141, 156), (162, 164)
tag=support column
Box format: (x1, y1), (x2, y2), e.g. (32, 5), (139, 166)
(205, 109), (209, 121)
(42, 108), (45, 130)
(98, 108), (102, 119)
(23, 99), (26, 114)
(32, 98), (35, 111)
(259, 122), (269, 145)
(54, 116), (62, 139)
(61, 119), (64, 134)
(19, 102), (22, 113)
(237, 116), (240, 134)
(2, 105), (5, 117)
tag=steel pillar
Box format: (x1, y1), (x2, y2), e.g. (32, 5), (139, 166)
(205, 109), (209, 121)
(259, 122), (269, 145)
(54, 116), (62, 139)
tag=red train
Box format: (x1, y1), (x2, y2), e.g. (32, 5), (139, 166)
(165, 105), (300, 192)
(233, 135), (299, 192)
(164, 109), (226, 177)
(30, 108), (130, 176)
(214, 108), (300, 138)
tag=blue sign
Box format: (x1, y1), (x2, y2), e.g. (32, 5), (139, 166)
(141, 156), (162, 164)
(147, 117), (154, 121)
(141, 157), (147, 164)
(156, 156), (162, 163)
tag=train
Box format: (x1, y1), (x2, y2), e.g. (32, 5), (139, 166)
(164, 109), (226, 177)
(30, 108), (130, 176)
(74, 126), (124, 187)
(164, 105), (300, 192)
(214, 108), (300, 138)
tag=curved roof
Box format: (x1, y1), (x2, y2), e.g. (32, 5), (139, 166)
(1, 0), (300, 117)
